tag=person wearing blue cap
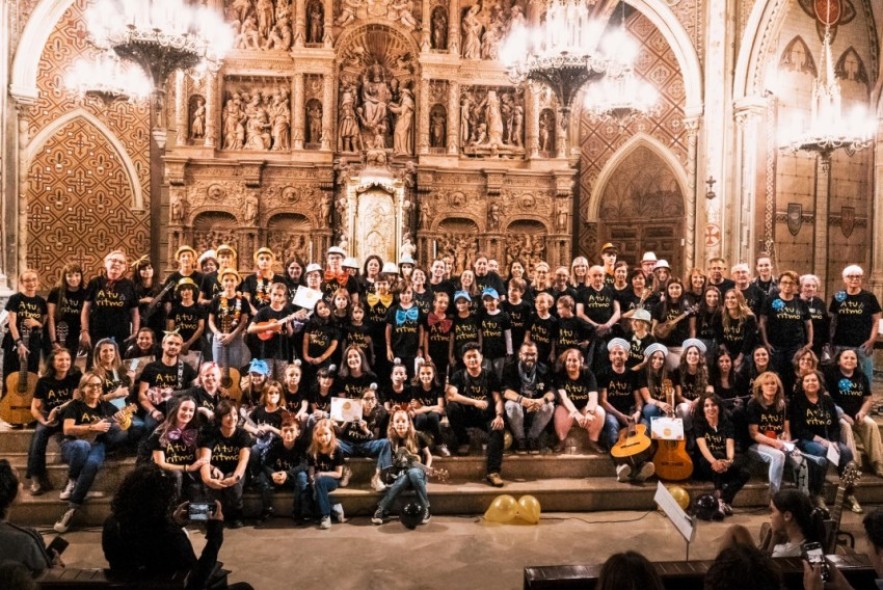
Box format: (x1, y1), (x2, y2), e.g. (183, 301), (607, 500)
(451, 291), (480, 371)
(479, 288), (512, 380)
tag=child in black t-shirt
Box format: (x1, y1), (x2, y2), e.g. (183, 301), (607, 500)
(257, 412), (311, 521)
(344, 303), (374, 367)
(247, 282), (303, 380)
(166, 278), (205, 354)
(527, 292), (558, 365)
(308, 418), (345, 529)
(451, 291), (480, 370)
(302, 300), (340, 378)
(385, 286), (423, 378)
(479, 288), (513, 380)
(504, 278), (533, 353)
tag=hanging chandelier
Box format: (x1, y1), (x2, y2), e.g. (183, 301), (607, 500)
(500, 0), (609, 112)
(84, 1), (233, 89)
(780, 11), (873, 158)
(65, 50), (152, 105)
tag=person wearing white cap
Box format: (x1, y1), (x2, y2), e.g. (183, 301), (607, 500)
(599, 338), (644, 453)
(640, 252), (657, 279)
(637, 343), (672, 429)
(322, 245), (359, 304)
(651, 259), (671, 294)
(198, 249), (218, 275)
(673, 338), (713, 432)
(625, 308), (655, 370)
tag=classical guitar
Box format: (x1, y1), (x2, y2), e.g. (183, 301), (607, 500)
(254, 312), (302, 341)
(143, 280), (176, 321)
(611, 418), (655, 468)
(1, 328), (39, 425)
(652, 304), (699, 340)
(823, 461), (860, 553)
(651, 378), (693, 481)
(218, 313), (242, 402)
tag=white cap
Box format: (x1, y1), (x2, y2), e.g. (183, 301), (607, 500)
(641, 251), (658, 263)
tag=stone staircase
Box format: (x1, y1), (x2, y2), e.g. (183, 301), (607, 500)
(7, 420), (883, 527)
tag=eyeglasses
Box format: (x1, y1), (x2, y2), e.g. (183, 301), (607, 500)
(107, 259), (127, 266)
(84, 382), (103, 389)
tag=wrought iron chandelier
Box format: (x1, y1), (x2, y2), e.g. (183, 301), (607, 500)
(501, 0), (609, 112)
(780, 8), (873, 158)
(65, 50), (151, 105)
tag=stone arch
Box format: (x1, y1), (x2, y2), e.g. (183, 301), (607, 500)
(588, 135), (688, 268)
(25, 108), (145, 211)
(191, 211), (241, 268)
(10, 0), (76, 102)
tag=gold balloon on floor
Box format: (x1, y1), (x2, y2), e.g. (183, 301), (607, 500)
(667, 485), (690, 510)
(483, 494), (542, 524)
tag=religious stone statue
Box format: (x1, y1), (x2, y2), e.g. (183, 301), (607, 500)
(170, 191), (185, 223)
(307, 1), (324, 43)
(338, 84), (362, 152)
(244, 193), (259, 225)
(307, 102), (323, 145)
(223, 95), (246, 150)
(401, 233), (417, 261)
(245, 92), (271, 150)
(482, 90), (504, 148)
(357, 64), (392, 138)
(431, 9), (447, 49)
(270, 90), (291, 151)
(392, 0), (418, 30)
(190, 96), (206, 140)
(388, 86), (414, 156)
(337, 0), (361, 27)
(461, 5), (482, 59)
(236, 15), (261, 50)
(488, 202), (501, 230)
(319, 194), (331, 228)
(265, 15), (293, 50)
(255, 0), (275, 39)
(419, 199), (432, 229)
(430, 109), (446, 148)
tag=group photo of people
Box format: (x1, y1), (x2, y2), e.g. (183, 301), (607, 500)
(2, 241), (881, 541)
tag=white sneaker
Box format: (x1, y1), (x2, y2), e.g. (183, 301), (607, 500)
(634, 462), (655, 482)
(54, 507), (78, 533)
(59, 479), (76, 501)
(370, 472), (387, 492)
(616, 463), (632, 483)
(319, 516), (332, 530)
(339, 465), (352, 488)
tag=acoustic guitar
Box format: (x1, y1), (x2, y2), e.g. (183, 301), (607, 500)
(143, 280), (177, 322)
(217, 314), (242, 402)
(1, 328), (39, 425)
(823, 461), (860, 553)
(610, 419), (655, 469)
(652, 304), (698, 340)
(651, 378), (693, 481)
(254, 312), (302, 341)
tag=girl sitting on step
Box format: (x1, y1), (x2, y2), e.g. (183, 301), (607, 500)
(308, 418), (345, 530)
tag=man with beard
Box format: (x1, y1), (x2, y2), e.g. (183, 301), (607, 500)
(501, 342), (555, 454)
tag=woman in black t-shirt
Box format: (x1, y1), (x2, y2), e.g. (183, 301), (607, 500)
(3, 269), (47, 377)
(47, 263), (85, 354)
(198, 400), (253, 528)
(553, 349), (605, 453)
(693, 394), (750, 518)
(149, 396), (205, 500)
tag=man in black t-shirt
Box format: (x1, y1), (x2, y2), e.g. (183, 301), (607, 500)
(447, 343), (505, 487)
(830, 264), (882, 379)
(80, 251), (139, 349)
(501, 342), (554, 454)
(137, 332), (197, 432)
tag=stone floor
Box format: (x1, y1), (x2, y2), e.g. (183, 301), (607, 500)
(37, 507), (877, 590)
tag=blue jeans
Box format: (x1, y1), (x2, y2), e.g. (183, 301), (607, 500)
(27, 422), (62, 479)
(378, 467), (429, 512)
(641, 404), (665, 430)
(797, 438), (854, 494)
(337, 438), (393, 470)
(313, 475), (339, 517)
(603, 414), (622, 448)
(61, 439), (106, 507)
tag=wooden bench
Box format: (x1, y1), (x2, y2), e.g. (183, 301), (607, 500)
(36, 568), (188, 589)
(523, 554), (877, 590)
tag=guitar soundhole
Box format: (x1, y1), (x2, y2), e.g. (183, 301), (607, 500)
(221, 377), (232, 388)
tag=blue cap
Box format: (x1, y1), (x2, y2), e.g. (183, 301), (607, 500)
(248, 359), (270, 376)
(454, 290), (471, 302)
(481, 288), (500, 300)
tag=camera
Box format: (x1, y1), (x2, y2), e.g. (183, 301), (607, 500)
(188, 502), (216, 522)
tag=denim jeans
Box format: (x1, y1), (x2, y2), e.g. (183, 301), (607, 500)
(641, 404), (666, 430)
(256, 468), (310, 516)
(797, 438), (854, 494)
(504, 400), (554, 441)
(603, 414), (622, 449)
(413, 411), (443, 445)
(60, 429), (128, 506)
(337, 438), (393, 471)
(377, 467), (429, 512)
(748, 443), (803, 496)
(446, 401), (504, 474)
(312, 475), (339, 517)
(27, 422), (62, 479)
(208, 478), (245, 522)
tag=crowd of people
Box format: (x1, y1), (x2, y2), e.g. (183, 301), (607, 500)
(2, 241), (881, 535)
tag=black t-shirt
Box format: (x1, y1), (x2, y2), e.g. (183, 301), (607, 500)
(452, 313), (480, 360)
(674, 368), (704, 401)
(789, 394), (839, 442)
(762, 296), (809, 348)
(474, 271), (505, 295)
(139, 360), (197, 413)
(746, 398), (786, 438)
(200, 271), (222, 302)
(578, 285), (618, 325)
(249, 406), (284, 431)
(636, 371), (667, 403)
(428, 280), (456, 303)
(84, 276), (137, 339)
(167, 302), (205, 348)
(598, 366), (638, 414)
(714, 314), (758, 358)
(47, 287), (85, 345)
(320, 274), (359, 303)
(162, 271), (205, 305)
(412, 382), (445, 408)
(652, 299), (693, 346)
(694, 419), (733, 459)
(450, 368), (500, 417)
(386, 304), (423, 357)
(830, 290), (882, 347)
(804, 296), (830, 350)
(33, 372), (81, 413)
(241, 274), (276, 311)
(284, 385), (309, 412)
(740, 284), (765, 317)
(309, 446), (344, 473)
(251, 304), (295, 360)
(413, 290), (433, 316)
(304, 319), (340, 360)
(384, 384), (413, 408)
(500, 360), (551, 399)
(825, 368), (870, 418)
(4, 293), (47, 349)
(627, 333), (656, 370)
(528, 315), (558, 363)
(309, 383), (336, 413)
(338, 372), (377, 399)
(479, 310), (511, 359)
(556, 315), (590, 351)
(147, 428), (199, 466)
(178, 387), (222, 424)
(198, 427), (253, 474)
(424, 313), (453, 368)
(366, 293), (396, 340)
(503, 300), (533, 351)
(344, 323), (373, 359)
(554, 369), (598, 410)
(263, 437), (308, 474)
(209, 295), (247, 333)
(60, 399), (117, 441)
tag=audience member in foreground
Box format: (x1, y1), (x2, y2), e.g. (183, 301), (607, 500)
(597, 551), (664, 590)
(0, 459), (53, 575)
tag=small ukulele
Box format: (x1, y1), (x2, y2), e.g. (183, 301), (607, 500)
(254, 312), (302, 341)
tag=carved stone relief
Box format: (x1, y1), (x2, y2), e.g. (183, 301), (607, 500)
(227, 0), (294, 50)
(335, 0), (421, 31)
(460, 86), (525, 157)
(460, 0), (524, 60)
(221, 79), (292, 151)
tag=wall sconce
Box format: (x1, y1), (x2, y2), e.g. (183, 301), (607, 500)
(705, 176), (716, 200)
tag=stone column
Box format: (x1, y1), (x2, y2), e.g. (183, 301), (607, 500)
(175, 71), (188, 146)
(294, 0), (306, 47)
(293, 74), (305, 150)
(418, 77), (430, 155)
(871, 117), (883, 299)
(420, 0), (431, 51)
(448, 0), (460, 55)
(525, 86), (539, 158)
(15, 101), (32, 275)
(732, 98), (766, 262)
(204, 72), (218, 149)
(684, 117), (700, 271)
(447, 81), (459, 155)
(323, 0), (333, 47)
(814, 155), (831, 288)
(0, 0), (12, 295)
(321, 74), (334, 151)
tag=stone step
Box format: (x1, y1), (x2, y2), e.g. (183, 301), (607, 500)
(12, 475), (883, 529)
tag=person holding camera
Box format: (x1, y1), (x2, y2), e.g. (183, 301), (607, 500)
(0, 459), (57, 575)
(102, 463), (253, 590)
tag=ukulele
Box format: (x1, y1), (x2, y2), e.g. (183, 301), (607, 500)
(1, 327), (39, 425)
(392, 446), (449, 482)
(217, 313), (242, 402)
(255, 312), (302, 341)
(652, 304), (698, 340)
(79, 403), (138, 444)
(651, 378), (693, 481)
(610, 418), (655, 468)
(822, 461), (860, 553)
(56, 322), (69, 349)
